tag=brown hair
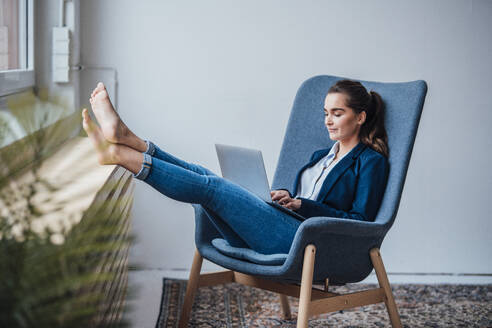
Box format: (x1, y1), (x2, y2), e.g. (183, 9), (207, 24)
(327, 79), (389, 157)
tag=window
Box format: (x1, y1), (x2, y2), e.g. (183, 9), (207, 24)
(0, 0), (34, 97)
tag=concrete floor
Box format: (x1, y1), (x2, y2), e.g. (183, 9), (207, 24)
(124, 269), (189, 328)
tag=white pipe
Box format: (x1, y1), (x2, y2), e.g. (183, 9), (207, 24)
(59, 0), (64, 27)
(77, 65), (119, 110)
(0, 0), (4, 26)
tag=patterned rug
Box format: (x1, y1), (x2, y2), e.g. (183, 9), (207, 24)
(156, 278), (492, 327)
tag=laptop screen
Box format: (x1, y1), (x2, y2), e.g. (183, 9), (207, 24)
(215, 144), (271, 202)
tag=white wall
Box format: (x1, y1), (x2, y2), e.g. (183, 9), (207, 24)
(80, 0), (492, 280)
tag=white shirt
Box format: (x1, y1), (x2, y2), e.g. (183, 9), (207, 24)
(295, 141), (348, 200)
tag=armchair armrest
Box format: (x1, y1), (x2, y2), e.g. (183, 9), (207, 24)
(287, 216), (387, 257)
(296, 216), (387, 238)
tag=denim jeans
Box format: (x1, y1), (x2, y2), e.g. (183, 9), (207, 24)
(133, 141), (301, 254)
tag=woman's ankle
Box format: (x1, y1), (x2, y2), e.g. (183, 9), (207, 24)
(115, 145), (145, 174)
(134, 137), (148, 153)
(120, 132), (147, 153)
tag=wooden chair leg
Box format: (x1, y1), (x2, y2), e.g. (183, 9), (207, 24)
(370, 248), (402, 328)
(297, 244), (316, 328)
(279, 294), (292, 320)
(178, 249), (203, 328)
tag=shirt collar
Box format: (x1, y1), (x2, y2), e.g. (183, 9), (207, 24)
(322, 141), (339, 166)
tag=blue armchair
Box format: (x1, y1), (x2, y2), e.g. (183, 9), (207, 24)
(178, 75), (428, 327)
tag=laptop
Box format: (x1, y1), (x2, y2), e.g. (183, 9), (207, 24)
(215, 143), (306, 221)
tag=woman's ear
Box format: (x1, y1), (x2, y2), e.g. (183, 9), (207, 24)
(358, 111), (367, 125)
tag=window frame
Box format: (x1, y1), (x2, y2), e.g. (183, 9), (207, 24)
(0, 0), (34, 97)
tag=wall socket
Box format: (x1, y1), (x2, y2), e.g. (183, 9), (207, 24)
(52, 26), (70, 83)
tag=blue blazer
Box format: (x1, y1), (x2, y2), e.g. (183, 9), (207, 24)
(286, 142), (389, 222)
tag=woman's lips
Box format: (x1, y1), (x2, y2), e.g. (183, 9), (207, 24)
(328, 129), (337, 133)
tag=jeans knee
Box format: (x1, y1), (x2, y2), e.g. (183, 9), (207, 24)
(202, 175), (241, 207)
(200, 176), (222, 206)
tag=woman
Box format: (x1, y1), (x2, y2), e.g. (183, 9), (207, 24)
(82, 79), (389, 255)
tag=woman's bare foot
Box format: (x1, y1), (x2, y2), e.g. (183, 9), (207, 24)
(82, 108), (145, 174)
(82, 108), (119, 165)
(89, 82), (147, 152)
(89, 82), (128, 143)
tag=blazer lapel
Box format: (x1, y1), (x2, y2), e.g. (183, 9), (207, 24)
(316, 142), (367, 201)
(292, 149), (330, 196)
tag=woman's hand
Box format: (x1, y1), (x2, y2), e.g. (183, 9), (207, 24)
(270, 190), (302, 211)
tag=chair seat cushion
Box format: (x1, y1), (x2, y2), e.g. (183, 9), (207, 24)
(211, 238), (288, 265)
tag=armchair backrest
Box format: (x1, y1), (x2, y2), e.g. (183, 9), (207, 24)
(272, 75), (427, 230)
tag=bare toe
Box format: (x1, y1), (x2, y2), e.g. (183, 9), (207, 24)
(95, 89), (109, 101)
(95, 82), (105, 94)
(82, 107), (89, 121)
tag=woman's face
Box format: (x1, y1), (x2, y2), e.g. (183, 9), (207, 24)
(324, 92), (365, 142)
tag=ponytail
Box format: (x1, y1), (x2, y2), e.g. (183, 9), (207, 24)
(360, 91), (388, 157)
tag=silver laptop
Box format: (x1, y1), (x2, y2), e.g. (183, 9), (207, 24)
(215, 143), (306, 221)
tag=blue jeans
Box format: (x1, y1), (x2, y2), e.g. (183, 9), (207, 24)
(133, 141), (301, 254)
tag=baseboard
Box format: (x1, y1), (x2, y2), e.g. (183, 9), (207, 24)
(361, 272), (492, 285)
(130, 268), (492, 285)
